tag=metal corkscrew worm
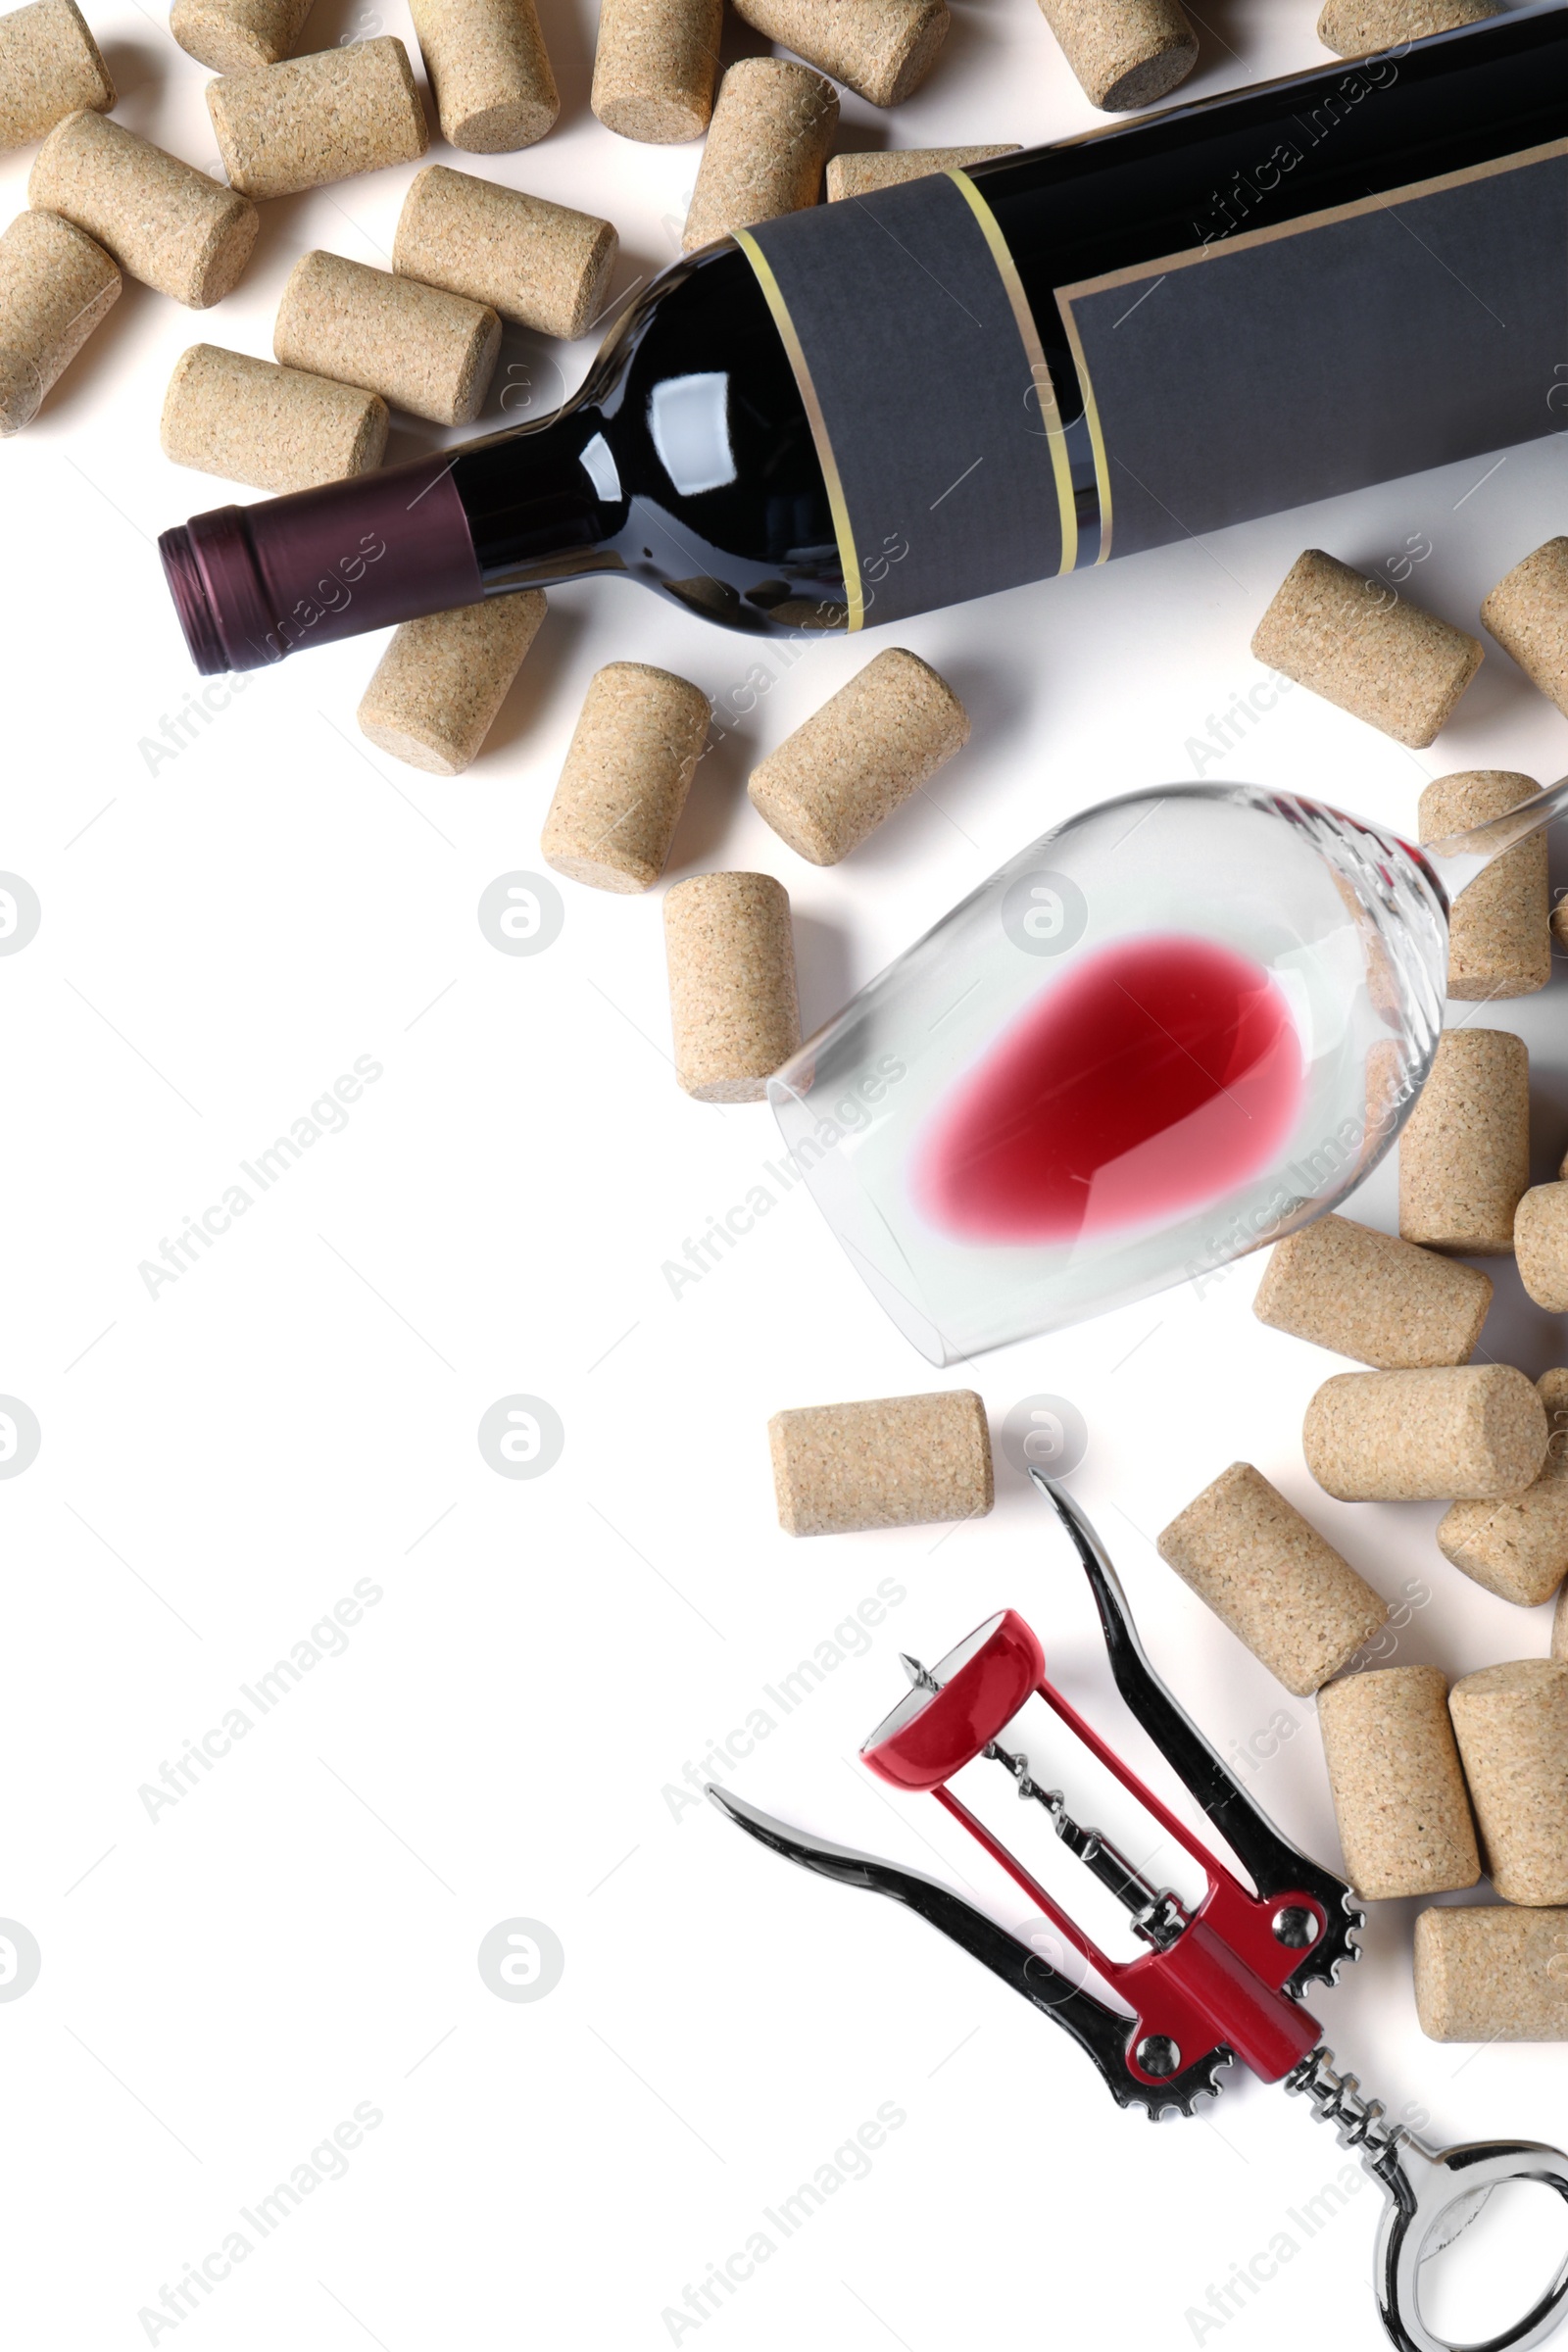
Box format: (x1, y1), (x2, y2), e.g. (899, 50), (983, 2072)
(710, 1474), (1568, 2352)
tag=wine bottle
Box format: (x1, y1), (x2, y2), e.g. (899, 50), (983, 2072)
(160, 3), (1566, 674)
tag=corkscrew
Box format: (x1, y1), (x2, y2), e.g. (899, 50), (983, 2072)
(710, 1474), (1568, 2352)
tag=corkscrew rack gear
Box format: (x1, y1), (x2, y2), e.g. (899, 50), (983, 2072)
(710, 1474), (1568, 2352)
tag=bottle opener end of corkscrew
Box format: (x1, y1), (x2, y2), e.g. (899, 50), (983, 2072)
(1287, 2047), (1568, 2352)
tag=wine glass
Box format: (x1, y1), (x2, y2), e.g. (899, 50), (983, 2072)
(767, 776), (1568, 1366)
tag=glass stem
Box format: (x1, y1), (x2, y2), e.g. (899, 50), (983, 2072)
(1420, 767), (1568, 905)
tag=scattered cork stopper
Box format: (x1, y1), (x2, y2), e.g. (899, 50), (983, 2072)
(160, 343), (387, 491)
(1398, 1028), (1529, 1255)
(681, 58), (838, 253)
(1420, 771), (1548, 1000)
(1250, 549), (1483, 749)
(1449, 1660), (1568, 1906)
(541, 662), (709, 894)
(393, 166), (616, 339)
(730, 0), (951, 108)
(1318, 1667), (1479, 1899)
(1252, 1214), (1491, 1370)
(769, 1391), (993, 1537)
(1555, 1581), (1568, 1662)
(29, 109), (257, 307)
(358, 593), (546, 776)
(273, 251), (499, 427)
(1304, 1365), (1547, 1504)
(1516, 1185), (1568, 1316)
(1155, 1463), (1387, 1697)
(664, 872), (802, 1102)
(1415, 1905), (1568, 2042)
(591, 0), (722, 143)
(170, 0), (313, 73)
(1319, 2), (1497, 59)
(1438, 1370), (1568, 1609)
(0, 0), (113, 149)
(826, 144), (1018, 200)
(207, 36), (427, 201)
(1483, 538), (1568, 720)
(748, 648), (969, 865)
(1035, 0), (1198, 111)
(0, 205), (117, 433)
(409, 0), (557, 151)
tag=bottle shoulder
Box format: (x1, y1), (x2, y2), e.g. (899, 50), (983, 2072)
(451, 237), (847, 630)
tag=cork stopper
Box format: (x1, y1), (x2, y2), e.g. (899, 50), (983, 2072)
(1415, 1904), (1568, 2042)
(1438, 1369), (1568, 1609)
(591, 0), (722, 143)
(273, 251), (499, 427)
(393, 166), (616, 339)
(0, 0), (113, 149)
(1319, 2), (1497, 59)
(1250, 548), (1483, 749)
(1449, 1660), (1568, 1906)
(663, 871), (802, 1102)
(357, 592), (546, 776)
(768, 1391), (994, 1537)
(28, 108), (258, 308)
(1155, 1462), (1388, 1697)
(1420, 771), (1548, 999)
(1303, 1365), (1548, 1504)
(540, 661), (709, 894)
(207, 37), (428, 201)
(1317, 1667), (1479, 1900)
(0, 205), (118, 433)
(1036, 0), (1197, 110)
(747, 648), (969, 865)
(1555, 1580), (1568, 1662)
(1515, 1184), (1568, 1316)
(1398, 1028), (1529, 1255)
(170, 0), (314, 73)
(681, 57), (837, 254)
(1482, 537), (1568, 720)
(1252, 1214), (1492, 1370)
(160, 342), (388, 491)
(826, 144), (1018, 200)
(408, 0), (558, 152)
(729, 0), (951, 108)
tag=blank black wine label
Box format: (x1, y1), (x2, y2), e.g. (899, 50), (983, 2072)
(741, 138), (1563, 627)
(1057, 141), (1567, 565)
(739, 173), (1072, 631)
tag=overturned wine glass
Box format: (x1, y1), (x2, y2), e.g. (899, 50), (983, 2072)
(768, 776), (1567, 1364)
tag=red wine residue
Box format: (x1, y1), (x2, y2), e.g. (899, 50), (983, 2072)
(912, 933), (1303, 1245)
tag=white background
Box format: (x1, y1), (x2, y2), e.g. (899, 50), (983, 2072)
(3, 1), (1567, 2346)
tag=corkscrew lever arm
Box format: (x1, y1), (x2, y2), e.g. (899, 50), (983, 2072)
(707, 1786), (1232, 2119)
(1029, 1470), (1363, 1994)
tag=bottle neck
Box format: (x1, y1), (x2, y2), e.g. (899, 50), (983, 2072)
(449, 402), (626, 592)
(158, 407), (625, 677)
(160, 455), (489, 676)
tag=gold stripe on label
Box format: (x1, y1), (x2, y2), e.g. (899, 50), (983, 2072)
(946, 169), (1078, 577)
(1054, 305), (1113, 565)
(734, 226), (863, 632)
